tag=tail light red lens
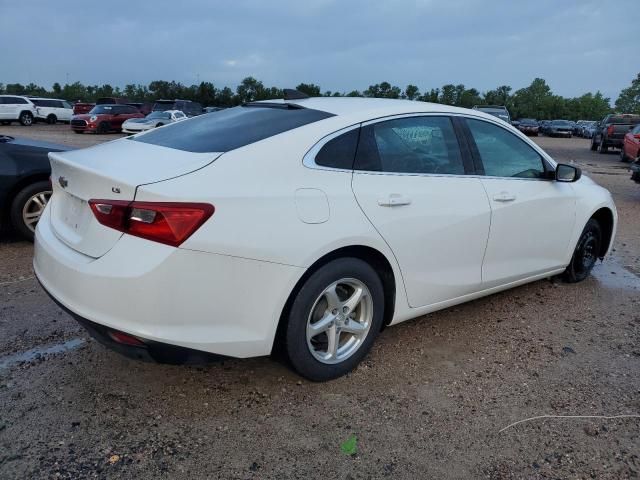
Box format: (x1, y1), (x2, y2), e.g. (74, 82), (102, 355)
(108, 330), (145, 347)
(89, 200), (214, 247)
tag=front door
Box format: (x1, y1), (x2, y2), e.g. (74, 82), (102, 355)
(462, 117), (577, 287)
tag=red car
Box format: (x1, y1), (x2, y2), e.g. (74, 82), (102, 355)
(70, 104), (144, 134)
(621, 124), (640, 162)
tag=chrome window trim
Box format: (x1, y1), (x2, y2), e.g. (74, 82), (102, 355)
(303, 111), (558, 178)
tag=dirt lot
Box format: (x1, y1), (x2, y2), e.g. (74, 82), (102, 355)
(1, 125), (639, 479)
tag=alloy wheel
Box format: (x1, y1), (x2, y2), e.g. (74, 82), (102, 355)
(22, 191), (51, 233)
(306, 278), (373, 364)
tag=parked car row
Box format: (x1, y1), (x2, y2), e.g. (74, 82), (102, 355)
(0, 95), (210, 129)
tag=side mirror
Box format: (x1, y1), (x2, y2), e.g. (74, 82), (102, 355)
(556, 163), (581, 182)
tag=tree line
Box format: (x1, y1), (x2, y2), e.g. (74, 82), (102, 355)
(1, 73), (639, 121)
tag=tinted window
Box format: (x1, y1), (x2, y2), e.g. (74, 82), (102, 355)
(133, 105), (335, 153)
(90, 105), (114, 114)
(355, 116), (464, 175)
(466, 118), (545, 179)
(5, 97), (28, 104)
(315, 129), (359, 169)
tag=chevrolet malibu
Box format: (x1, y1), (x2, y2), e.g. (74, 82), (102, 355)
(35, 96), (617, 381)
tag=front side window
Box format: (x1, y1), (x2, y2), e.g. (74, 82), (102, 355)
(355, 116), (464, 175)
(466, 118), (545, 179)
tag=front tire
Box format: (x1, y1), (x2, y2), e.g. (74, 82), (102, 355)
(563, 219), (601, 283)
(46, 114), (57, 124)
(97, 122), (110, 134)
(590, 137), (598, 151)
(9, 181), (52, 241)
(284, 258), (385, 381)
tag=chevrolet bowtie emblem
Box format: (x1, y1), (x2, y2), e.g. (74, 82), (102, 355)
(58, 176), (68, 188)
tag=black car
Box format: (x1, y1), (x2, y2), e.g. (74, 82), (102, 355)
(517, 118), (539, 136)
(0, 135), (70, 240)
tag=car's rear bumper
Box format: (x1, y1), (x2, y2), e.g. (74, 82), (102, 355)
(34, 205), (304, 359)
(40, 283), (228, 364)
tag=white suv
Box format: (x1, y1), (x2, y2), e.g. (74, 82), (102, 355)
(0, 95), (38, 126)
(31, 98), (73, 124)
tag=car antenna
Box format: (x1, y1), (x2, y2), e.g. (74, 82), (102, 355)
(283, 89), (309, 101)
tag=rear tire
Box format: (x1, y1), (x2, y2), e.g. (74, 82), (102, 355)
(19, 111), (33, 126)
(9, 181), (52, 241)
(46, 114), (57, 124)
(563, 219), (601, 283)
(620, 149), (630, 162)
(284, 258), (384, 381)
(598, 139), (608, 154)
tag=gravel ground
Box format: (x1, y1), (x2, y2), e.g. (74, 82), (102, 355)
(1, 126), (639, 479)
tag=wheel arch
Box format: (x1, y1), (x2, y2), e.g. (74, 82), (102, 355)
(591, 207), (614, 258)
(271, 245), (397, 355)
(2, 173), (50, 223)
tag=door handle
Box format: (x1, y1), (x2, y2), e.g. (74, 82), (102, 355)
(493, 192), (516, 202)
(378, 194), (412, 207)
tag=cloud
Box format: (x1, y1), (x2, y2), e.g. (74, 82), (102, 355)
(0, 0), (636, 100)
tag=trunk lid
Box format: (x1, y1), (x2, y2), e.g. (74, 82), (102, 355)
(47, 138), (220, 258)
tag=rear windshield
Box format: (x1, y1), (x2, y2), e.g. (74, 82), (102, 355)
(552, 120), (571, 126)
(519, 118), (537, 125)
(89, 105), (116, 114)
(132, 105), (335, 153)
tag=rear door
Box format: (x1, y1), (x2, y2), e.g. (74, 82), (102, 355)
(461, 117), (577, 288)
(351, 115), (491, 308)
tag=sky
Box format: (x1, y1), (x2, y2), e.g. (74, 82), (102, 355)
(0, 0), (636, 101)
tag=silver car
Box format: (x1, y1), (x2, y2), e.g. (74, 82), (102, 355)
(122, 110), (187, 134)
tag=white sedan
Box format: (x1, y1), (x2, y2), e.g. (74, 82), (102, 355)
(121, 110), (187, 134)
(34, 95), (617, 381)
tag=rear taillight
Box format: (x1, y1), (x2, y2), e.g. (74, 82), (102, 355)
(607, 125), (615, 136)
(88, 200), (214, 247)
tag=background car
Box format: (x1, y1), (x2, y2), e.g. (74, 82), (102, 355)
(621, 124), (640, 162)
(126, 102), (154, 115)
(35, 96), (616, 381)
(152, 99), (203, 117)
(548, 120), (573, 137)
(30, 98), (74, 124)
(71, 104), (144, 134)
(516, 118), (539, 136)
(581, 121), (598, 138)
(121, 110), (187, 134)
(0, 134), (70, 240)
(0, 95), (38, 126)
(591, 114), (640, 154)
(73, 102), (95, 115)
(204, 106), (224, 113)
(472, 105), (511, 123)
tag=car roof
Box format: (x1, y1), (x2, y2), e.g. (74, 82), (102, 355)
(254, 97), (500, 123)
(29, 97), (67, 102)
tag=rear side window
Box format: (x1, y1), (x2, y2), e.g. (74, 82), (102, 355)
(315, 129), (359, 169)
(466, 118), (545, 179)
(354, 116), (464, 175)
(133, 105), (335, 153)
